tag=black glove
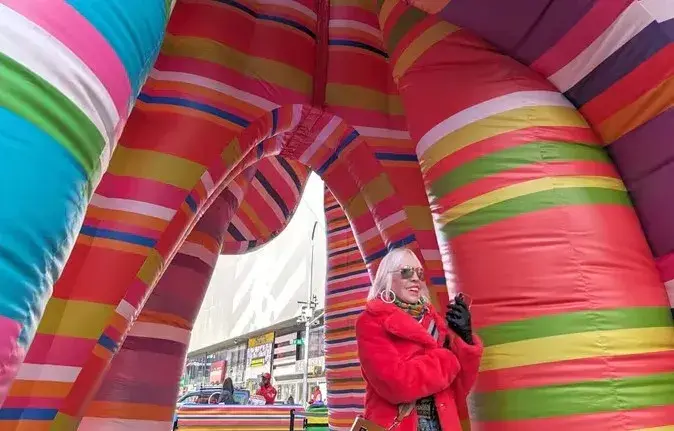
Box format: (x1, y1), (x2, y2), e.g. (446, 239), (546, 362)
(446, 294), (473, 345)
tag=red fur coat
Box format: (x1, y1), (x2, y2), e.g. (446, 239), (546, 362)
(356, 299), (483, 431)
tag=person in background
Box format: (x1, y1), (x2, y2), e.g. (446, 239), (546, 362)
(220, 377), (236, 405)
(310, 385), (323, 405)
(256, 372), (277, 405)
(287, 395), (295, 405)
(356, 247), (483, 431)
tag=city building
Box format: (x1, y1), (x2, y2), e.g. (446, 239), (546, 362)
(182, 174), (327, 403)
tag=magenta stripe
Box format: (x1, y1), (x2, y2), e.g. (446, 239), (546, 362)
(1, 0), (131, 118)
(0, 316), (23, 405)
(1, 396), (64, 409)
(96, 175), (188, 209)
(25, 335), (97, 367)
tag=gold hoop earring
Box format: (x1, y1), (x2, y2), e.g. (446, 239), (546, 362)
(380, 289), (396, 304)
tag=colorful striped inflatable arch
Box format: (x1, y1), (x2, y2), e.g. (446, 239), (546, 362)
(0, 0), (673, 430)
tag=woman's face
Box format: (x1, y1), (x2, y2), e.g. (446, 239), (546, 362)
(390, 253), (424, 304)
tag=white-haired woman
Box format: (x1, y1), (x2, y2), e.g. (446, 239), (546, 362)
(355, 247), (483, 431)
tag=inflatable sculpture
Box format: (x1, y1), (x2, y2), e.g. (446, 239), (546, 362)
(0, 0), (673, 429)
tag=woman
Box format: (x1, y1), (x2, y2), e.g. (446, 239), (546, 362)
(356, 248), (483, 431)
(220, 377), (236, 405)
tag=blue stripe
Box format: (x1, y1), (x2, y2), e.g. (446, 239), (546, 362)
(255, 171), (290, 218)
(327, 224), (350, 235)
(364, 234), (417, 264)
(137, 93), (251, 127)
(98, 333), (118, 352)
(327, 283), (370, 296)
(326, 362), (360, 370)
(0, 109), (89, 346)
(375, 152), (418, 162)
(328, 404), (365, 409)
(565, 22), (669, 107)
(430, 276), (446, 285)
(325, 336), (357, 345)
(329, 39), (389, 58)
(326, 309), (363, 321)
(0, 408), (57, 420)
(271, 108), (278, 135)
(227, 224), (246, 241)
(328, 245), (360, 258)
(276, 156), (304, 192)
(185, 194), (198, 213)
(329, 389), (366, 395)
(80, 226), (156, 247)
(317, 130), (359, 174)
(66, 0), (168, 95)
(257, 142), (264, 159)
(327, 269), (368, 282)
(215, 0), (315, 38)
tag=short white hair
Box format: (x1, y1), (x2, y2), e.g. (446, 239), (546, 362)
(366, 247), (429, 302)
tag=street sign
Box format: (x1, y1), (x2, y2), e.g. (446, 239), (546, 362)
(292, 338), (304, 346)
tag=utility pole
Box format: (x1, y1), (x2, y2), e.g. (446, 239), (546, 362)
(297, 221), (318, 405)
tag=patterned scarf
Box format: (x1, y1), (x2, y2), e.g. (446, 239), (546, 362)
(393, 296), (427, 319)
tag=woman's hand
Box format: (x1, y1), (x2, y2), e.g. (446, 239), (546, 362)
(446, 294), (473, 345)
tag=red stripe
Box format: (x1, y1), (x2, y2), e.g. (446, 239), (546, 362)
(399, 29), (553, 140)
(530, 0), (633, 76)
(476, 404), (674, 431)
(423, 126), (599, 185)
(439, 160), (620, 209)
(168, 2), (315, 73)
(452, 205), (669, 328)
(155, 56), (308, 103)
(95, 174), (188, 210)
(53, 248), (146, 302)
(313, 0), (329, 106)
(656, 251), (674, 281)
(580, 43), (674, 124)
(476, 350), (674, 392)
(25, 335), (97, 367)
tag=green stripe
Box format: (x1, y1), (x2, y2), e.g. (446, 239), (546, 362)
(474, 371), (674, 421)
(431, 141), (610, 198)
(442, 187), (631, 239)
(477, 307), (672, 347)
(0, 53), (103, 179)
(386, 7), (427, 54)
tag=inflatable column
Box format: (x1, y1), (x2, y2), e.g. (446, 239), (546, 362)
(380, 3), (674, 429)
(322, 188), (369, 430)
(78, 190), (241, 430)
(0, 0), (170, 402)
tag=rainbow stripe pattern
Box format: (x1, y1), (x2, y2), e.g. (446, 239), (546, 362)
(176, 404), (305, 430)
(0, 0), (673, 430)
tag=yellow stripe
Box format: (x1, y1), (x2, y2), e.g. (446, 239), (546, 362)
(361, 174), (395, 208)
(636, 427), (674, 431)
(420, 105), (588, 170)
(162, 35), (312, 95)
(480, 326), (674, 372)
(404, 206), (436, 230)
(440, 175), (625, 224)
(137, 249), (164, 286)
(409, 0), (450, 14)
(378, 0), (398, 29)
(393, 21), (458, 82)
(108, 146), (205, 190)
(326, 83), (404, 114)
(222, 137), (243, 167)
(38, 299), (114, 339)
(237, 201), (271, 239)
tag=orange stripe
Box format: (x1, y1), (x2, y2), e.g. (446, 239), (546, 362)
(86, 207), (169, 231)
(137, 310), (191, 329)
(86, 401), (174, 420)
(76, 236), (150, 256)
(109, 312), (129, 334)
(0, 421), (51, 431)
(9, 380), (71, 397)
(135, 102), (246, 132)
(186, 230), (220, 253)
(597, 74), (674, 143)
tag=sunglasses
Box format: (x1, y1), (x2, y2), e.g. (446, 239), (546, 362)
(391, 265), (425, 280)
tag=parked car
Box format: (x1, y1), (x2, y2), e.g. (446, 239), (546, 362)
(174, 386), (222, 429)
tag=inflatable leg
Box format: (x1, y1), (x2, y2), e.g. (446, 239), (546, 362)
(0, 0), (169, 404)
(381, 5), (674, 429)
(79, 190), (241, 430)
